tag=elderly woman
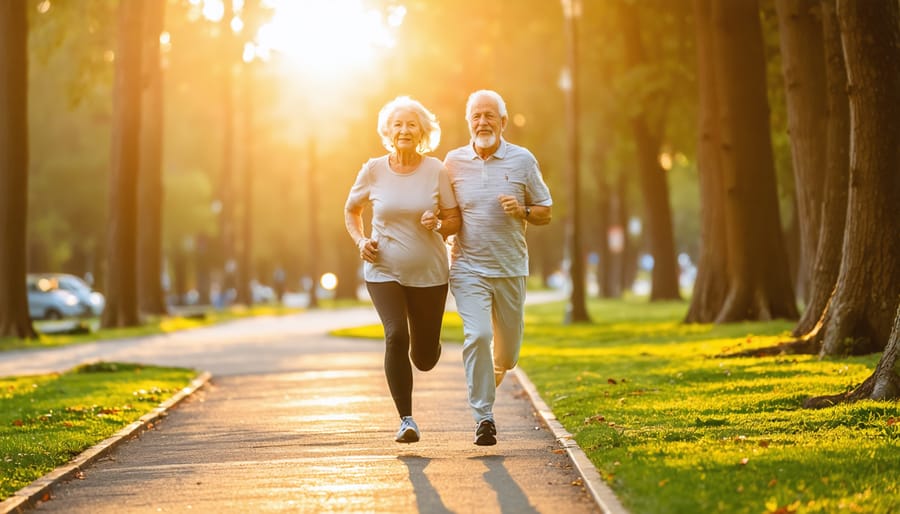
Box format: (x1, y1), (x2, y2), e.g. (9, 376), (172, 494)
(344, 96), (460, 443)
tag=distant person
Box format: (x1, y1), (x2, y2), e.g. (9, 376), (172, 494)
(344, 96), (460, 443)
(444, 89), (553, 446)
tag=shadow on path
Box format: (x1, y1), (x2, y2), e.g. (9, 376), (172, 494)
(472, 455), (539, 514)
(400, 455), (454, 514)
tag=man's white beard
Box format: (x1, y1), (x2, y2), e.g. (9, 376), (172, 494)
(474, 133), (496, 149)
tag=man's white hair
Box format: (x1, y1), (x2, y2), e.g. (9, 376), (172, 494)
(377, 96), (441, 153)
(465, 89), (508, 121)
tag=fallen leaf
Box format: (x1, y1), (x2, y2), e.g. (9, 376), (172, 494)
(739, 457), (749, 465)
(607, 378), (618, 385)
(658, 478), (669, 487)
(887, 417), (897, 426)
(759, 439), (770, 448)
(768, 478), (778, 487)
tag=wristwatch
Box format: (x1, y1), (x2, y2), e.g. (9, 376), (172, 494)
(525, 206), (532, 219)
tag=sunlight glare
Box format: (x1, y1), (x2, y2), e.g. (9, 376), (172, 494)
(256, 0), (400, 79)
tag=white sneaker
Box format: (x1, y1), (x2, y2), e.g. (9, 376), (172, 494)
(395, 416), (420, 443)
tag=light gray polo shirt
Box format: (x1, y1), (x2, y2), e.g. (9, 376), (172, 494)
(444, 139), (552, 277)
(345, 155), (457, 287)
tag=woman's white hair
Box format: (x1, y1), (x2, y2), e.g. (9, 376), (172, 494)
(465, 89), (508, 121)
(377, 96), (441, 154)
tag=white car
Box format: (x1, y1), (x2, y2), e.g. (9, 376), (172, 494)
(27, 273), (105, 318)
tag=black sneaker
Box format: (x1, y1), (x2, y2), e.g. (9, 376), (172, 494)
(474, 419), (497, 446)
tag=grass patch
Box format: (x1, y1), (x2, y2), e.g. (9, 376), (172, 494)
(0, 362), (198, 501)
(0, 304), (305, 353)
(334, 297), (900, 514)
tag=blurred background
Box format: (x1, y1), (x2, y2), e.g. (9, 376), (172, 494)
(22, 0), (796, 312)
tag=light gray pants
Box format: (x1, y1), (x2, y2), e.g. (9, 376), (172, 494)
(450, 268), (526, 424)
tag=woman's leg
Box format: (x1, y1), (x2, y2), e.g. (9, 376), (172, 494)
(366, 281), (412, 418)
(405, 283), (449, 371)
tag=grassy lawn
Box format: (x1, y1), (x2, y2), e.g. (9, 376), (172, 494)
(0, 362), (199, 501)
(335, 297), (900, 514)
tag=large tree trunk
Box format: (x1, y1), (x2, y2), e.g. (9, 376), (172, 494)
(101, 1), (143, 328)
(709, 0), (799, 323)
(0, 1), (36, 339)
(817, 0), (900, 356)
(775, 0), (828, 304)
(792, 0), (849, 337)
(686, 0), (729, 323)
(804, 302), (900, 408)
(619, 3), (681, 302)
(563, 2), (591, 322)
(138, 0), (167, 316)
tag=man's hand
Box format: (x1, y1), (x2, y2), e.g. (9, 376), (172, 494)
(497, 194), (522, 218)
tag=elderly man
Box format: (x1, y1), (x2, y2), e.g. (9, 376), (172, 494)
(444, 90), (553, 446)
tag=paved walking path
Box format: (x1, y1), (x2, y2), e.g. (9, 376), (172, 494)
(1, 294), (627, 513)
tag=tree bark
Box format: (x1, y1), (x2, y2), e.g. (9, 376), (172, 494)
(102, 1), (143, 328)
(686, 0), (729, 323)
(138, 0), (167, 316)
(563, 2), (591, 322)
(804, 301), (900, 408)
(618, 2), (681, 302)
(792, 0), (849, 337)
(817, 0), (900, 356)
(774, 0), (828, 304)
(709, 0), (799, 323)
(0, 1), (36, 338)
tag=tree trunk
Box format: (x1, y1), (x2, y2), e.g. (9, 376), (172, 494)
(0, 1), (36, 339)
(619, 3), (681, 302)
(563, 2), (591, 322)
(817, 0), (900, 356)
(775, 0), (828, 304)
(686, 0), (729, 323)
(306, 137), (319, 309)
(217, 7), (238, 307)
(236, 63), (254, 306)
(792, 0), (849, 337)
(101, 1), (143, 329)
(804, 302), (900, 408)
(138, 0), (167, 316)
(710, 0), (799, 323)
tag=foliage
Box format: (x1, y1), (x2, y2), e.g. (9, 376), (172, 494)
(335, 297), (900, 513)
(0, 363), (197, 501)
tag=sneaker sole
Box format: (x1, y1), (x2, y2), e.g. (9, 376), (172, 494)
(474, 434), (497, 446)
(396, 429), (420, 443)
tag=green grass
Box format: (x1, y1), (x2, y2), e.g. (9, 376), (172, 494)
(335, 297), (900, 514)
(0, 362), (198, 501)
(0, 303), (307, 352)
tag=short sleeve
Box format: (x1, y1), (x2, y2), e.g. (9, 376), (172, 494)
(345, 160), (373, 211)
(437, 166), (457, 211)
(525, 160), (552, 207)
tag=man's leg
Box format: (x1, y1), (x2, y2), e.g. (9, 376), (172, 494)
(449, 269), (495, 424)
(491, 276), (526, 387)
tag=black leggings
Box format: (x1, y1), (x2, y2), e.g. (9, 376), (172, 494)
(366, 281), (448, 418)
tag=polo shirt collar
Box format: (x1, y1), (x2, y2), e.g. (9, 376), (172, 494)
(467, 137), (509, 160)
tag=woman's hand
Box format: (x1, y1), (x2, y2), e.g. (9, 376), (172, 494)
(420, 210), (441, 231)
(357, 237), (379, 262)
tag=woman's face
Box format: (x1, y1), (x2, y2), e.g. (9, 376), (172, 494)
(390, 109), (422, 152)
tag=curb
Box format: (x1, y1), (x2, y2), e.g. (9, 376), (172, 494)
(513, 367), (630, 514)
(0, 370), (212, 514)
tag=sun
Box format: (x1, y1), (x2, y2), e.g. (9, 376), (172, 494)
(255, 0), (405, 81)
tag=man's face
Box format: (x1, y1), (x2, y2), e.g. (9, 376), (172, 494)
(468, 96), (506, 150)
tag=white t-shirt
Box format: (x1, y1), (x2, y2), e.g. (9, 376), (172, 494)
(345, 155), (458, 287)
(444, 139), (553, 277)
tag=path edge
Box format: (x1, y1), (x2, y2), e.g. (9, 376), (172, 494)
(0, 370), (212, 514)
(513, 367), (631, 514)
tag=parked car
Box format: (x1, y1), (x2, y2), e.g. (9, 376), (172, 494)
(27, 277), (90, 320)
(27, 273), (105, 318)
